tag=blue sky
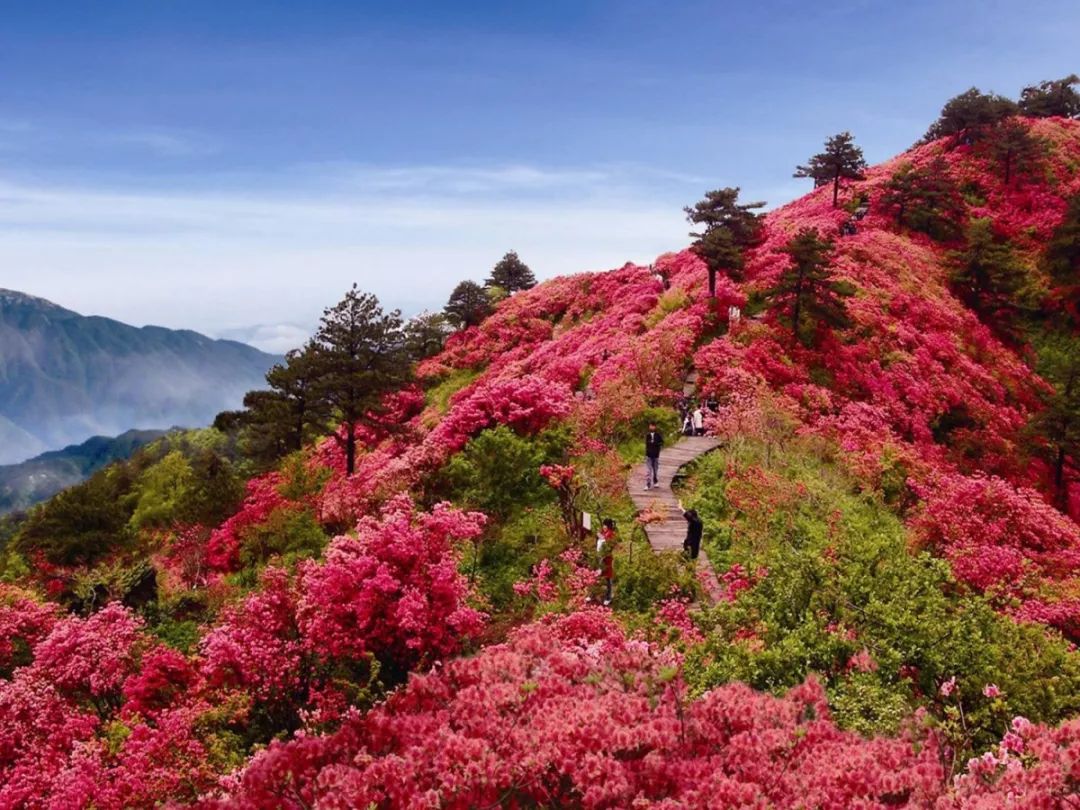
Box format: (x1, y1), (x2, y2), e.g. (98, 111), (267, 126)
(1, 0), (1077, 350)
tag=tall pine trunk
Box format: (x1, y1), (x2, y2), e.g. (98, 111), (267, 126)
(346, 425), (357, 476)
(1054, 444), (1066, 511)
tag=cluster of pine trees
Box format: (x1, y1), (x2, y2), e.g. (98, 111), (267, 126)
(218, 252), (538, 475)
(681, 73), (1080, 506)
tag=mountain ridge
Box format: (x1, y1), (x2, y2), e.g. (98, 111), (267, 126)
(0, 428), (169, 514)
(0, 289), (279, 464)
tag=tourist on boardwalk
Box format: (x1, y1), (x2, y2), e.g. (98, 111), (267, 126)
(682, 410), (693, 436)
(692, 406), (704, 436)
(597, 518), (617, 605)
(645, 423), (663, 490)
(682, 508), (703, 559)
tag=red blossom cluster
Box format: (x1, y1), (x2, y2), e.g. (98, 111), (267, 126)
(213, 609), (1080, 809)
(910, 471), (1080, 633)
(0, 499), (487, 808)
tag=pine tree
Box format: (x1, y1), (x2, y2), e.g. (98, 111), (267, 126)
(1029, 332), (1080, 510)
(948, 218), (1033, 319)
(989, 119), (1041, 185)
(1042, 195), (1080, 329)
(404, 311), (453, 361)
(922, 87), (1018, 144)
(764, 228), (853, 346)
(1043, 194), (1080, 283)
(1018, 74), (1080, 119)
(486, 251), (536, 293)
(309, 285), (409, 476)
(241, 344), (325, 465)
(684, 187), (765, 293)
(794, 132), (868, 208)
(444, 280), (492, 329)
(877, 158), (965, 241)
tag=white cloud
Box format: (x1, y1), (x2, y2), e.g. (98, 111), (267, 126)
(0, 163), (702, 333)
(215, 323), (311, 355)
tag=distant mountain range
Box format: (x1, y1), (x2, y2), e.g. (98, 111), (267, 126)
(0, 428), (168, 514)
(0, 290), (278, 464)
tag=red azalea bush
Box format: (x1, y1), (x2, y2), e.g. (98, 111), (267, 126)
(213, 608), (1080, 809)
(910, 471), (1080, 635)
(214, 610), (948, 809)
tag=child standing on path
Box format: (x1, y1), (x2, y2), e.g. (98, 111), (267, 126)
(645, 423), (663, 490)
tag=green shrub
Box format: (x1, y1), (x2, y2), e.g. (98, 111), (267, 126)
(439, 426), (559, 520)
(680, 435), (1080, 744)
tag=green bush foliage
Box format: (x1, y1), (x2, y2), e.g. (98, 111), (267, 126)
(681, 437), (1080, 745)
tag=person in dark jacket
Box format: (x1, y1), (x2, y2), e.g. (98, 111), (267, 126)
(644, 423), (663, 490)
(597, 518), (617, 604)
(682, 508), (703, 560)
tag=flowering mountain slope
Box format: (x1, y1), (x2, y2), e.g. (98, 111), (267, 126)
(3, 116), (1080, 807)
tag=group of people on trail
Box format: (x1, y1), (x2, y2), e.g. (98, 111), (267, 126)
(593, 424), (707, 606)
(681, 406), (705, 436)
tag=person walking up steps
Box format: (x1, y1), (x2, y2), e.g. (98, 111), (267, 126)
(645, 423), (663, 490)
(692, 406), (704, 436)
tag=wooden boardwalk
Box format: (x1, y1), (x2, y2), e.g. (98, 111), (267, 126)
(629, 434), (724, 600)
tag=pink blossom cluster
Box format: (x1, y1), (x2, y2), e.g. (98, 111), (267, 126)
(214, 607), (1080, 809)
(0, 498), (489, 808)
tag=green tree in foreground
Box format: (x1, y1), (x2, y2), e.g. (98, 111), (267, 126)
(765, 227), (853, 346)
(1029, 332), (1080, 511)
(684, 187), (766, 292)
(1018, 74), (1080, 119)
(486, 250), (536, 293)
(310, 285), (409, 476)
(444, 280), (493, 329)
(794, 132), (868, 208)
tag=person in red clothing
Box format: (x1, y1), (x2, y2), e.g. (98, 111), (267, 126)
(597, 518), (617, 605)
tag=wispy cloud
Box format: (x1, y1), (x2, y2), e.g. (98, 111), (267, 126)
(0, 118), (216, 158)
(0, 161), (701, 334)
(320, 163), (704, 197)
(96, 128), (219, 158)
(215, 323), (311, 354)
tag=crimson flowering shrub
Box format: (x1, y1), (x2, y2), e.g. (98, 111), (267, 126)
(0, 603), (160, 805)
(205, 472), (290, 571)
(318, 374), (573, 525)
(215, 608), (1080, 809)
(296, 495), (487, 673)
(0, 498), (490, 808)
(200, 496), (487, 723)
(910, 471), (1080, 634)
(0, 584), (59, 676)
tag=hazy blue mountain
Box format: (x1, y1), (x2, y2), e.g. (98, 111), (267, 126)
(0, 290), (278, 464)
(0, 428), (169, 514)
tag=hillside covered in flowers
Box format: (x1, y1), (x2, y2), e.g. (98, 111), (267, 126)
(3, 108), (1080, 808)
